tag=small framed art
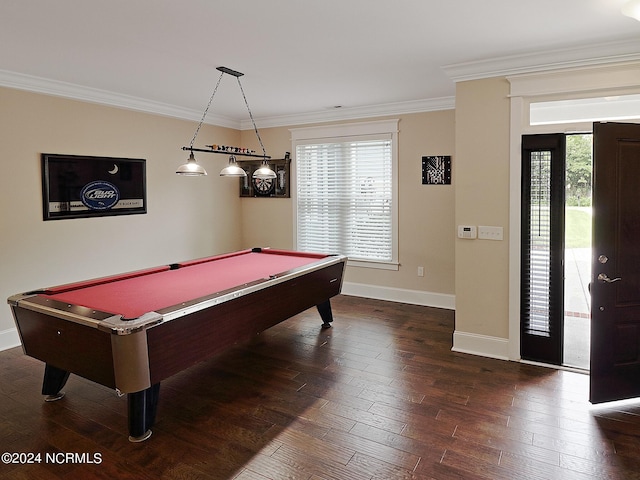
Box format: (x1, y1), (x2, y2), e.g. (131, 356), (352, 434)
(422, 155), (451, 185)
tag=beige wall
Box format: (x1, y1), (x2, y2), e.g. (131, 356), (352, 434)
(239, 125), (295, 249)
(240, 111), (456, 297)
(0, 87), (242, 337)
(1, 88), (458, 347)
(454, 77), (511, 339)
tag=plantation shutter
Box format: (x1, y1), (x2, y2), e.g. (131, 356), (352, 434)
(296, 135), (393, 263)
(521, 134), (565, 365)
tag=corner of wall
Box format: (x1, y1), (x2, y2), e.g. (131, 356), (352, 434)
(452, 330), (509, 360)
(0, 327), (21, 351)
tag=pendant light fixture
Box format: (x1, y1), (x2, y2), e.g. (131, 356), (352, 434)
(218, 155), (246, 177)
(176, 66), (276, 179)
(253, 160), (278, 179)
(176, 150), (208, 176)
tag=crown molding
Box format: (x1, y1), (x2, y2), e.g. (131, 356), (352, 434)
(0, 69), (241, 129)
(0, 68), (453, 131)
(442, 39), (640, 83)
(242, 97), (455, 130)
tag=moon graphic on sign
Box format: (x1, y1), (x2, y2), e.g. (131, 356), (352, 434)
(108, 164), (119, 174)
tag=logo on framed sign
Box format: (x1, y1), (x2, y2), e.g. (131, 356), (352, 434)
(80, 181), (120, 210)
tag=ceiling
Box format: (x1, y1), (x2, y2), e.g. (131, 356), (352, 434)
(1, 0), (639, 129)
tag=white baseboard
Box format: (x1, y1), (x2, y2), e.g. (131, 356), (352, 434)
(0, 327), (21, 352)
(451, 330), (510, 361)
(341, 281), (455, 310)
(342, 284), (513, 361)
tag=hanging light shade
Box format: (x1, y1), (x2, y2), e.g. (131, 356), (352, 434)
(252, 160), (277, 179)
(176, 151), (207, 176)
(219, 155), (247, 177)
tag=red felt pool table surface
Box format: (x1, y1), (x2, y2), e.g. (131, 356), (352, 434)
(41, 249), (329, 320)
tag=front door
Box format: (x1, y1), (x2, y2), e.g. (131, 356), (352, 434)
(590, 122), (640, 404)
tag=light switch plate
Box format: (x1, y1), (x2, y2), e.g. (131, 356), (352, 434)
(478, 225), (503, 240)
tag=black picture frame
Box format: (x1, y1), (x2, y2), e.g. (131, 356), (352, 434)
(42, 153), (147, 220)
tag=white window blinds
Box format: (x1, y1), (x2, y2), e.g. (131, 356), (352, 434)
(296, 134), (393, 263)
(526, 150), (552, 335)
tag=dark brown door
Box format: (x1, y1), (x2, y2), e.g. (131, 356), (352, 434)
(590, 122), (640, 404)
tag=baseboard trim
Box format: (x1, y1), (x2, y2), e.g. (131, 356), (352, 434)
(452, 330), (510, 361)
(0, 328), (21, 352)
(341, 282), (455, 310)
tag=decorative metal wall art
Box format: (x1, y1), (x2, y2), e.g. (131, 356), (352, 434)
(422, 155), (452, 185)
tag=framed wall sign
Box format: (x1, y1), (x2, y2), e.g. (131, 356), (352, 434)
(42, 153), (147, 220)
(422, 155), (452, 185)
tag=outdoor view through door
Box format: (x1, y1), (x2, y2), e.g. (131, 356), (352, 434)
(521, 133), (593, 369)
(564, 135), (592, 370)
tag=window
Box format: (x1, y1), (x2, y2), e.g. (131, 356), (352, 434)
(520, 134), (565, 365)
(291, 120), (398, 269)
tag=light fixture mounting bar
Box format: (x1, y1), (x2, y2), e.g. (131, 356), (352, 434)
(216, 66), (244, 77)
(181, 146), (270, 160)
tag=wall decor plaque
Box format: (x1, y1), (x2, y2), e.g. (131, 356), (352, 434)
(42, 153), (146, 220)
(422, 155), (452, 185)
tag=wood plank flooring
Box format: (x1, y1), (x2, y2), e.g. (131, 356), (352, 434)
(1, 295), (640, 479)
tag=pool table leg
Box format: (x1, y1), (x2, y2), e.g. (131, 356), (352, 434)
(317, 300), (334, 329)
(127, 383), (160, 442)
(42, 364), (70, 402)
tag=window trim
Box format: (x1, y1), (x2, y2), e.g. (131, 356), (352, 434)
(290, 119), (399, 270)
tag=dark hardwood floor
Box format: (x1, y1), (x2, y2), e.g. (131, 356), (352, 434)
(1, 295), (640, 479)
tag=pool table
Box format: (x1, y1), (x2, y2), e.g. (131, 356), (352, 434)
(8, 248), (346, 442)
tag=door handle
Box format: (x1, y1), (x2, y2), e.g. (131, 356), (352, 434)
(598, 273), (621, 283)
